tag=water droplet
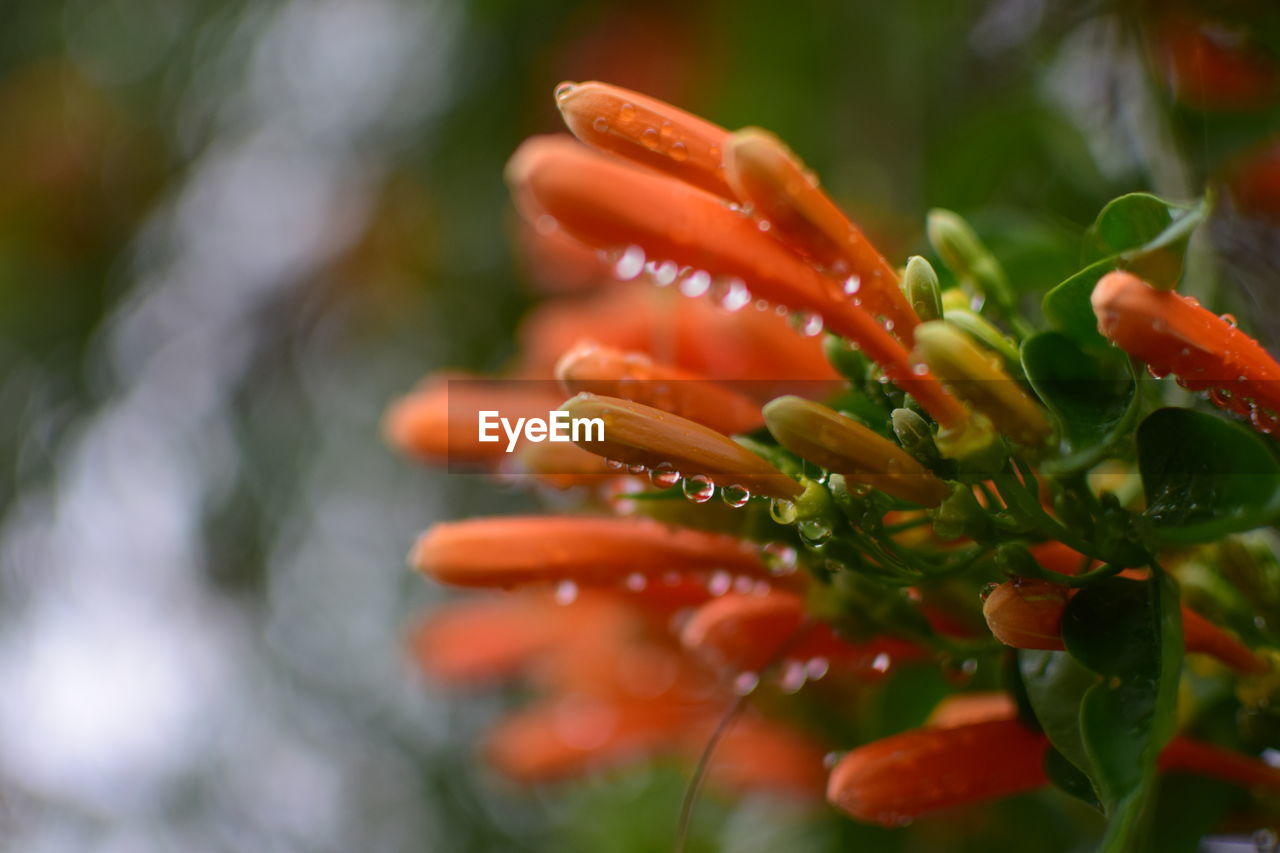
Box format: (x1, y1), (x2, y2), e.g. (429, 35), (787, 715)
(721, 484), (751, 508)
(883, 318), (895, 332)
(649, 259), (679, 287)
(789, 310), (824, 337)
(805, 657), (830, 681)
(980, 582), (1000, 601)
(778, 661), (807, 693)
(757, 219), (772, 232)
(535, 214), (558, 235)
(755, 298), (770, 311)
(775, 304), (789, 317)
(679, 270), (711, 298)
(683, 474), (714, 503)
(769, 498), (798, 525)
(624, 572), (648, 592)
(798, 519), (832, 545)
(733, 671), (760, 695)
(1221, 313), (1238, 328)
(732, 575), (755, 595)
(843, 276), (862, 295)
(627, 463), (647, 475)
(554, 82), (576, 102)
(762, 542), (798, 575)
(871, 652), (892, 673)
(669, 141), (688, 162)
(707, 570), (732, 596)
(823, 750), (846, 770)
(649, 463), (681, 488)
(604, 458), (625, 470)
(554, 580), (579, 605)
(618, 102), (636, 122)
(614, 245), (646, 281)
(592, 116), (608, 133)
(714, 278), (751, 312)
(640, 127), (660, 151)
(912, 362), (929, 376)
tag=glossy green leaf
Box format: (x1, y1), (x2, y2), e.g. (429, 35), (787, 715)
(1137, 408), (1280, 546)
(1085, 193), (1206, 290)
(1043, 746), (1101, 811)
(1061, 574), (1183, 853)
(1018, 649), (1098, 773)
(1040, 258), (1113, 348)
(1021, 331), (1137, 474)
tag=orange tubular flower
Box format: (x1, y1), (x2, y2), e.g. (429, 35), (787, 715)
(926, 692), (1019, 729)
(408, 595), (567, 684)
(723, 128), (918, 340)
(1153, 14), (1280, 112)
(555, 80), (733, 198)
(554, 341), (764, 435)
(1092, 270), (1280, 433)
(982, 578), (1269, 675)
(506, 135), (968, 430)
(705, 715), (828, 798)
(412, 515), (770, 588)
(827, 718), (1050, 826)
(383, 373), (562, 464)
(762, 395), (952, 507)
(562, 393), (802, 499)
(681, 589), (920, 676)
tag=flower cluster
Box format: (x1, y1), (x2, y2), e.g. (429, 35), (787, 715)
(388, 80), (1280, 844)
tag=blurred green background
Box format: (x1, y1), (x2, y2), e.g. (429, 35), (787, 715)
(1, 0), (1278, 850)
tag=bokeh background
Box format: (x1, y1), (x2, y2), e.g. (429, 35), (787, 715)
(1, 0), (1279, 850)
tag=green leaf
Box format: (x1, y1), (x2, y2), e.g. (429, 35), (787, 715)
(1018, 649), (1098, 773)
(1137, 408), (1280, 546)
(1085, 193), (1206, 290)
(1021, 331), (1138, 474)
(1040, 258), (1113, 349)
(1044, 746), (1101, 811)
(1061, 575), (1183, 853)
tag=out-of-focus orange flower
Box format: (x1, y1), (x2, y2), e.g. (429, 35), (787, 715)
(1152, 13), (1280, 111)
(1092, 270), (1280, 434)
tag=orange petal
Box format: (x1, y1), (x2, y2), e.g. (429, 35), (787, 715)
(926, 692), (1019, 729)
(563, 393), (802, 499)
(518, 281), (839, 386)
(554, 80), (732, 198)
(826, 719), (1049, 826)
(1182, 607), (1270, 676)
(1092, 270), (1280, 433)
(407, 596), (561, 684)
(506, 136), (966, 428)
(724, 128), (917, 340)
(1153, 14), (1280, 112)
(695, 714), (828, 798)
(1160, 737), (1280, 790)
(412, 515), (770, 588)
(383, 373), (562, 464)
(556, 341), (763, 435)
(485, 696), (697, 783)
(762, 396), (952, 507)
(514, 439), (616, 489)
(517, 218), (611, 295)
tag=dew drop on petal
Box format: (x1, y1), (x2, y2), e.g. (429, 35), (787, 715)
(823, 750), (846, 770)
(650, 463), (681, 488)
(843, 276), (862, 295)
(669, 141), (688, 162)
(714, 278), (752, 312)
(679, 270), (711, 298)
(624, 572), (648, 592)
(707, 570), (732, 596)
(871, 652), (892, 673)
(789, 310), (824, 337)
(650, 260), (679, 287)
(683, 474), (715, 503)
(554, 82), (576, 102)
(979, 582), (1000, 601)
(721, 484), (751, 508)
(805, 656), (830, 681)
(618, 102), (636, 122)
(640, 127), (660, 151)
(912, 362), (929, 376)
(554, 580), (580, 605)
(732, 575), (755, 595)
(627, 462), (647, 475)
(757, 219), (772, 232)
(763, 541), (798, 574)
(733, 671), (760, 696)
(769, 498), (798, 525)
(778, 661), (807, 693)
(799, 519), (832, 545)
(1221, 313), (1238, 328)
(614, 245), (646, 281)
(604, 458), (625, 470)
(592, 116), (608, 133)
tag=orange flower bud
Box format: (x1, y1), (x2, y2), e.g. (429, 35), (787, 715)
(926, 692), (1019, 729)
(724, 128), (918, 339)
(702, 714), (828, 798)
(554, 80), (733, 198)
(827, 719), (1050, 826)
(506, 136), (968, 429)
(562, 393), (802, 499)
(412, 515), (769, 588)
(981, 579), (1068, 650)
(912, 321), (1052, 447)
(1092, 270), (1280, 433)
(762, 396), (952, 507)
(555, 341), (763, 435)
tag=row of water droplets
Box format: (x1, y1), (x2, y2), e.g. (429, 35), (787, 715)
(600, 457), (757, 508)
